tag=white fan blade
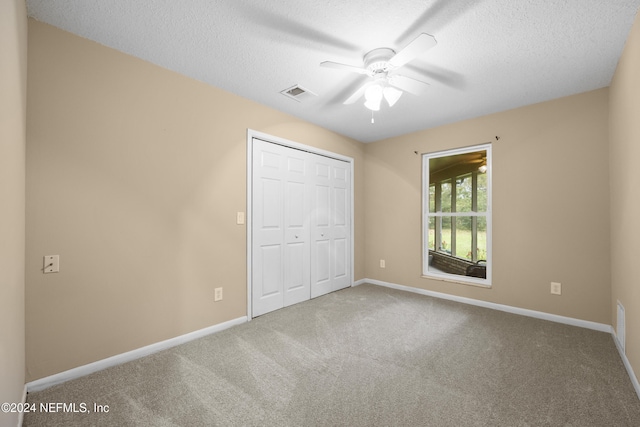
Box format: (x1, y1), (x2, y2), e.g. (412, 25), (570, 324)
(388, 33), (437, 69)
(343, 81), (375, 104)
(388, 75), (430, 96)
(320, 61), (369, 75)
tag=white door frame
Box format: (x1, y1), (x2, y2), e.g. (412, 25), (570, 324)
(246, 129), (355, 319)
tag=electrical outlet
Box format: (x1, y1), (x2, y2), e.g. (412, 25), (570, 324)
(550, 282), (561, 295)
(380, 259), (386, 268)
(214, 287), (223, 301)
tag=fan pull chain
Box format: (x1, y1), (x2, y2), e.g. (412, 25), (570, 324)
(371, 110), (375, 124)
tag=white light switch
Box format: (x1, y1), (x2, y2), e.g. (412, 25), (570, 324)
(44, 255), (59, 273)
(236, 212), (245, 225)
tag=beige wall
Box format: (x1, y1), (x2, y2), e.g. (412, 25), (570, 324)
(26, 20), (364, 381)
(610, 11), (640, 386)
(0, 0), (27, 424)
(364, 88), (611, 324)
(23, 12), (637, 388)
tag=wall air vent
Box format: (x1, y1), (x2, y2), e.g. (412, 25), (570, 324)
(280, 85), (317, 103)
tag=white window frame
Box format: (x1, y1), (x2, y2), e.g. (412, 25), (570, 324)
(422, 144), (492, 287)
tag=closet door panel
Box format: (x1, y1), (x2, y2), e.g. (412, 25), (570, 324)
(260, 245), (282, 297)
(331, 160), (351, 291)
(311, 174), (332, 298)
(252, 141), (286, 316)
(283, 155), (311, 307)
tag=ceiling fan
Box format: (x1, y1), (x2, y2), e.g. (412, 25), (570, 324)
(320, 33), (437, 111)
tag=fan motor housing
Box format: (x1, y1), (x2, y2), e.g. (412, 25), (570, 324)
(364, 48), (396, 75)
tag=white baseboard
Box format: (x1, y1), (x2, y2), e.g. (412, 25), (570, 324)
(26, 316), (247, 393)
(17, 384), (27, 427)
(614, 329), (640, 400)
(355, 278), (611, 333)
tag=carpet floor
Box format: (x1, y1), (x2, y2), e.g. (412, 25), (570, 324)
(24, 284), (640, 426)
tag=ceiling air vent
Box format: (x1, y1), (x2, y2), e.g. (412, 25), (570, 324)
(280, 85), (317, 103)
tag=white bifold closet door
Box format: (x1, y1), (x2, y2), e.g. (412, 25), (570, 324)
(252, 138), (351, 317)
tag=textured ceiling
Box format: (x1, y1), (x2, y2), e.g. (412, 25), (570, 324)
(26, 0), (640, 143)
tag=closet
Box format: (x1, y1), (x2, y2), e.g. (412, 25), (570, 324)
(250, 137), (352, 317)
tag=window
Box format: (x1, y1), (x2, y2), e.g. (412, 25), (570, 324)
(423, 144), (491, 286)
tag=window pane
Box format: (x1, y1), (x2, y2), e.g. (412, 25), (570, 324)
(440, 180), (452, 213)
(477, 216), (487, 261)
(427, 217), (435, 250)
(429, 185), (435, 213)
(477, 171), (487, 213)
(439, 216), (451, 254)
(455, 217), (472, 260)
(455, 174), (472, 213)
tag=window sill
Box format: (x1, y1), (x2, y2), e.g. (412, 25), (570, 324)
(421, 272), (492, 288)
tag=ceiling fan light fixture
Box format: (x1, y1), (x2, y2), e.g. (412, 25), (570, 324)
(364, 99), (381, 111)
(363, 84), (402, 110)
(365, 84), (383, 101)
(383, 86), (403, 107)
(364, 84), (383, 111)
